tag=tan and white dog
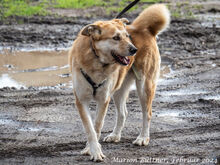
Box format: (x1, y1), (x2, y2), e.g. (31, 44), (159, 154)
(69, 4), (170, 162)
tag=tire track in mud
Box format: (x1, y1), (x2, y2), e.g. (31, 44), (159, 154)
(0, 141), (84, 159)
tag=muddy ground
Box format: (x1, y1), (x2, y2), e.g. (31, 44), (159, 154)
(0, 2), (220, 165)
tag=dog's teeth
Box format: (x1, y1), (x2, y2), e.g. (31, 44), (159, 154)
(111, 52), (130, 65)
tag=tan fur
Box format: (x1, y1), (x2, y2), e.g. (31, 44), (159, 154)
(69, 4), (170, 161)
(127, 4), (170, 126)
(131, 4), (170, 36)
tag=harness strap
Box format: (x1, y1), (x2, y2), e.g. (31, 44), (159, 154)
(80, 68), (106, 96)
(90, 40), (99, 58)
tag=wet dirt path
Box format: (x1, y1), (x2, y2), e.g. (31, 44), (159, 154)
(0, 64), (219, 164)
(0, 7), (220, 165)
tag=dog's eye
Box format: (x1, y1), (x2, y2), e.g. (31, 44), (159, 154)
(113, 36), (120, 41)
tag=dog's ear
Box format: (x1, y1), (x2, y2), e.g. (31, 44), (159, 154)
(121, 18), (129, 25)
(81, 24), (101, 38)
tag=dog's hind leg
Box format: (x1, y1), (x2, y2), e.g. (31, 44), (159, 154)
(103, 72), (135, 143)
(75, 94), (105, 162)
(133, 78), (156, 146)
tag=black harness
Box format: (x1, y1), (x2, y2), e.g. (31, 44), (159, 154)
(80, 68), (106, 96)
(80, 39), (107, 96)
(90, 40), (99, 58)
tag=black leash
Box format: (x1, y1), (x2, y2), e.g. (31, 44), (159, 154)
(115, 0), (140, 19)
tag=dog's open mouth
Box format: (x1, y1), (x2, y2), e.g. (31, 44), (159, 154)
(111, 51), (130, 66)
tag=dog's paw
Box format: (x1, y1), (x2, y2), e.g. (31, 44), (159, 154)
(81, 145), (91, 155)
(133, 137), (150, 146)
(90, 143), (105, 162)
(103, 133), (121, 143)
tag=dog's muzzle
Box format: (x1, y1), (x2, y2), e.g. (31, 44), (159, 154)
(111, 44), (137, 66)
(111, 51), (130, 66)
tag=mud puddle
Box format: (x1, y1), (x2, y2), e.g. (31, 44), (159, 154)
(0, 50), (71, 89)
(0, 50), (172, 89)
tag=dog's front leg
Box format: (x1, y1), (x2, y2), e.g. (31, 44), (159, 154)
(81, 97), (110, 157)
(75, 94), (105, 162)
(95, 97), (111, 140)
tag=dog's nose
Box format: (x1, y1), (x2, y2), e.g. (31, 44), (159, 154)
(129, 45), (137, 55)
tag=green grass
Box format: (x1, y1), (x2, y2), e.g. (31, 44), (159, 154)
(167, 1), (196, 19)
(142, 0), (161, 2)
(106, 0), (161, 15)
(53, 0), (105, 9)
(0, 0), (164, 19)
(0, 0), (197, 20)
(1, 0), (47, 18)
(172, 10), (181, 18)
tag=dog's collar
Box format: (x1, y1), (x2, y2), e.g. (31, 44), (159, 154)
(80, 68), (106, 96)
(90, 40), (110, 67)
(90, 40), (99, 58)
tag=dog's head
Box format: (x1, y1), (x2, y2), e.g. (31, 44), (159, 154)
(81, 18), (137, 66)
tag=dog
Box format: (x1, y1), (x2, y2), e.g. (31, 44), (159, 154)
(68, 4), (170, 162)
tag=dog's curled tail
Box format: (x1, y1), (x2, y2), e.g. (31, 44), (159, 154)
(132, 4), (170, 36)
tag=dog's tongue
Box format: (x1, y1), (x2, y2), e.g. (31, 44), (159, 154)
(118, 56), (130, 65)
